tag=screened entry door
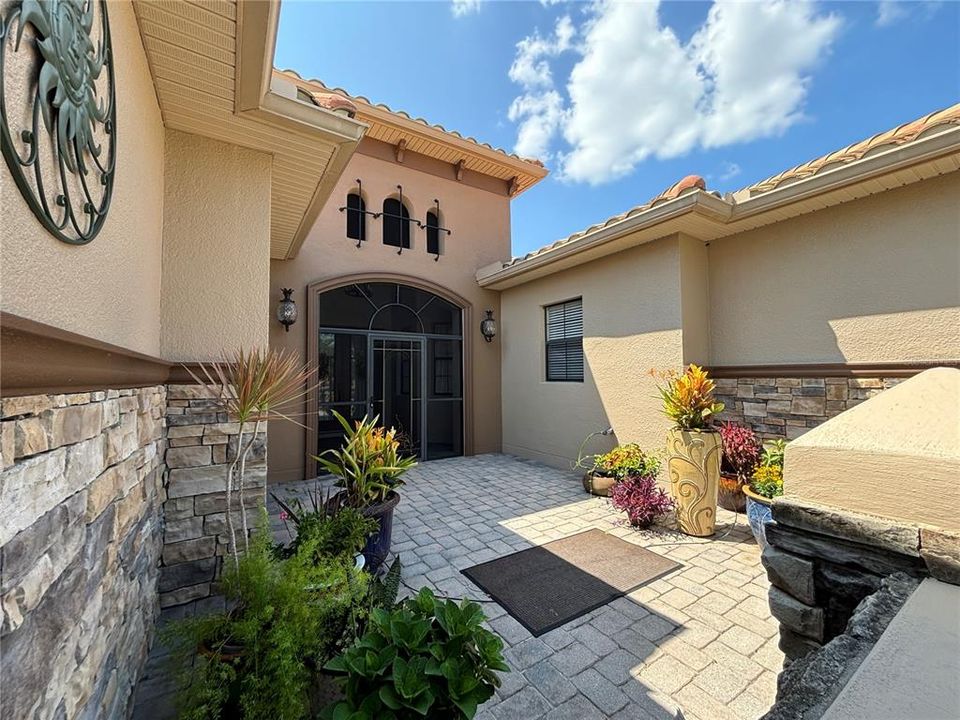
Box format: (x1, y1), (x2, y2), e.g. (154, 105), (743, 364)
(315, 282), (465, 464)
(368, 335), (425, 460)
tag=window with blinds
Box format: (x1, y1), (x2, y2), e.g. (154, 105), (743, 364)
(545, 298), (584, 382)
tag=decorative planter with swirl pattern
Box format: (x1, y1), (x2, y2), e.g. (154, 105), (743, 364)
(666, 429), (722, 537)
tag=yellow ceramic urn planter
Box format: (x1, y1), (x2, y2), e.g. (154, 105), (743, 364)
(666, 429), (722, 537)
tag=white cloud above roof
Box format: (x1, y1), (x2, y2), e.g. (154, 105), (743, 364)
(509, 0), (842, 185)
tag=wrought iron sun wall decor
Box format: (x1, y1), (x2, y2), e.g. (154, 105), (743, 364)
(0, 0), (116, 245)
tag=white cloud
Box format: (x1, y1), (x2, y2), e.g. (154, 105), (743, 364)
(719, 162), (742, 181)
(507, 16), (576, 159)
(876, 1), (908, 26)
(451, 0), (481, 18)
(507, 0), (842, 184)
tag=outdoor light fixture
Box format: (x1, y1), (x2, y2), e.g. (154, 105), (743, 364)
(276, 288), (298, 332)
(480, 309), (497, 343)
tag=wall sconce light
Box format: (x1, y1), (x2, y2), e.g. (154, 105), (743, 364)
(276, 288), (298, 332)
(480, 309), (497, 343)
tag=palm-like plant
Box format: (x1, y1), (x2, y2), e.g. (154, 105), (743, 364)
(186, 348), (313, 568)
(314, 411), (417, 509)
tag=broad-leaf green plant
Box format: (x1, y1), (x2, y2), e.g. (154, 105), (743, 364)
(323, 588), (508, 719)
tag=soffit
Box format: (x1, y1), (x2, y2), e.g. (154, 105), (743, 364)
(274, 70), (548, 197)
(133, 1), (363, 259)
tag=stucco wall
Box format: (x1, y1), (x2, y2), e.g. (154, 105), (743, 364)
(160, 130), (271, 361)
(708, 173), (960, 365)
(0, 1), (164, 356)
(500, 236), (686, 469)
(268, 149), (510, 483)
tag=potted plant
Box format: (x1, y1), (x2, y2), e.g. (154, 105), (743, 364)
(579, 442), (651, 497)
(717, 422), (762, 513)
(323, 587), (508, 719)
(167, 512), (370, 720)
(273, 484), (378, 571)
(608, 452), (674, 527)
(744, 439), (786, 549)
(314, 412), (417, 572)
(655, 364), (725, 537)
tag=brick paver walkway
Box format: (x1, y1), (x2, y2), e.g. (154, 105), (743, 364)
(270, 454), (784, 720)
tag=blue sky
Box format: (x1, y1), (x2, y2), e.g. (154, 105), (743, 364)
(276, 1), (959, 257)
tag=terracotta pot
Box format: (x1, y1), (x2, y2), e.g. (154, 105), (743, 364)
(582, 472), (617, 497)
(743, 484), (774, 550)
(718, 472), (747, 513)
(666, 429), (721, 537)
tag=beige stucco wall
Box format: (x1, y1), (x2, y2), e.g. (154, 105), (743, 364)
(0, 1), (164, 355)
(784, 367), (960, 530)
(708, 173), (960, 365)
(160, 130), (272, 361)
(500, 235), (687, 469)
(268, 149), (510, 483)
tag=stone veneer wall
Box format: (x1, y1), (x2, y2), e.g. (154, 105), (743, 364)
(760, 497), (957, 663)
(159, 384), (266, 609)
(714, 376), (904, 440)
(0, 387), (166, 720)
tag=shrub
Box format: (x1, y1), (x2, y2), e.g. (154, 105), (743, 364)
(323, 588), (508, 719)
(718, 422), (761, 479)
(167, 512), (369, 720)
(314, 412), (417, 509)
(273, 485), (378, 563)
(759, 439), (787, 469)
(654, 365), (724, 430)
(594, 444), (661, 479)
(610, 474), (674, 527)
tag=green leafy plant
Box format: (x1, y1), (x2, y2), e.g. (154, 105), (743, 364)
(653, 364), (725, 430)
(273, 485), (378, 563)
(750, 439), (788, 499)
(313, 412), (418, 509)
(166, 512), (369, 720)
(323, 588), (508, 719)
(593, 444), (661, 479)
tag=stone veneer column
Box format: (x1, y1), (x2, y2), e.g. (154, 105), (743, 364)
(158, 385), (267, 608)
(0, 387), (166, 719)
(715, 376), (903, 440)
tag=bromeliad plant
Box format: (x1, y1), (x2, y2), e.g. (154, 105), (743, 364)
(186, 348), (313, 568)
(323, 587), (508, 720)
(654, 364), (725, 430)
(315, 411), (418, 509)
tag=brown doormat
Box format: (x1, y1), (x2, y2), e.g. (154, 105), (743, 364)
(462, 529), (680, 636)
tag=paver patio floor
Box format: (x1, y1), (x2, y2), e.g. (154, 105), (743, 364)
(270, 454), (784, 720)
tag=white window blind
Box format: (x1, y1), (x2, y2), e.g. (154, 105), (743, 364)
(545, 299), (583, 382)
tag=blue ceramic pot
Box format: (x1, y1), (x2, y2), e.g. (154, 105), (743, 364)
(361, 491), (400, 572)
(743, 486), (773, 550)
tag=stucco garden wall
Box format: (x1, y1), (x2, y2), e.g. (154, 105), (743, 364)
(0, 1), (165, 356)
(499, 235), (688, 469)
(708, 173), (960, 366)
(269, 148), (510, 483)
(160, 130), (272, 361)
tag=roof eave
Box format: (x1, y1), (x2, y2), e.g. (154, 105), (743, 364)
(477, 192), (731, 290)
(730, 125), (960, 221)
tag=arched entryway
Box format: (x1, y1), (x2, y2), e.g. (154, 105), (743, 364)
(305, 278), (468, 473)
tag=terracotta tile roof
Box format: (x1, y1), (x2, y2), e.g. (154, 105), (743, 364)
(307, 91), (358, 118)
(500, 174), (708, 268)
(277, 69), (545, 168)
(743, 103), (960, 195)
(498, 104), (960, 273)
